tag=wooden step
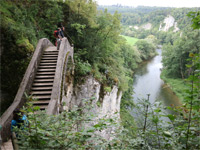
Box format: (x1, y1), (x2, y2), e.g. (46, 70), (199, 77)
(42, 55), (58, 57)
(43, 53), (58, 56)
(34, 79), (54, 83)
(38, 66), (56, 69)
(31, 100), (50, 105)
(39, 63), (57, 66)
(36, 72), (55, 76)
(44, 50), (59, 53)
(41, 57), (58, 60)
(32, 83), (53, 87)
(38, 69), (56, 72)
(35, 75), (54, 79)
(31, 86), (52, 91)
(30, 91), (52, 95)
(43, 52), (58, 55)
(32, 95), (51, 100)
(40, 60), (57, 63)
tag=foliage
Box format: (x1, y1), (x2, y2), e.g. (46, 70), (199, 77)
(0, 0), (63, 114)
(121, 35), (139, 46)
(162, 28), (200, 79)
(16, 82), (200, 149)
(1, 0), (143, 114)
(135, 39), (157, 60)
(187, 11), (200, 29)
(15, 97), (117, 149)
(60, 0), (138, 92)
(131, 95), (200, 150)
(160, 70), (189, 102)
(102, 6), (199, 45)
(74, 53), (92, 76)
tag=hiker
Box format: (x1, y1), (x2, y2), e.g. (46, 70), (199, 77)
(54, 23), (65, 50)
(54, 27), (63, 46)
(11, 109), (28, 133)
(57, 23), (65, 38)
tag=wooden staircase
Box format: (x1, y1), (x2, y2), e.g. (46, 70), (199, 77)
(30, 48), (59, 110)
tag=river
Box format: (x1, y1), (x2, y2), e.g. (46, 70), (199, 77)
(132, 49), (181, 113)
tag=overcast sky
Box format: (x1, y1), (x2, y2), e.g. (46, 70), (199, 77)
(95, 0), (200, 7)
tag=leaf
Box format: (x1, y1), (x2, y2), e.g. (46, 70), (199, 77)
(163, 131), (171, 137)
(152, 116), (159, 124)
(33, 106), (40, 111)
(154, 108), (161, 112)
(27, 108), (33, 113)
(167, 114), (176, 121)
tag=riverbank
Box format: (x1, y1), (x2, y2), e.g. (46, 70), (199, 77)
(160, 69), (189, 103)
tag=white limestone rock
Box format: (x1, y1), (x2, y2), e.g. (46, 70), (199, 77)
(159, 15), (180, 32)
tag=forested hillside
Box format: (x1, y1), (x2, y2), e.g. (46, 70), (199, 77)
(1, 0), (199, 149)
(0, 0), (63, 114)
(99, 5), (200, 101)
(99, 5), (200, 41)
(1, 0), (155, 116)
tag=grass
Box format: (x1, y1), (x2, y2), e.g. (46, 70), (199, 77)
(160, 69), (189, 103)
(121, 35), (139, 46)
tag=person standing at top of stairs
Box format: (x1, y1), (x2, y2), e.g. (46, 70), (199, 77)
(54, 23), (65, 50)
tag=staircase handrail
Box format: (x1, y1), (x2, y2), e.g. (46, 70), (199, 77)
(47, 37), (74, 115)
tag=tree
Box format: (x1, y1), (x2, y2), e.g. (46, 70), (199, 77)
(162, 28), (200, 78)
(135, 39), (156, 60)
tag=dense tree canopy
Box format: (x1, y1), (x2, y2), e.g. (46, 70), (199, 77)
(162, 28), (200, 78)
(0, 0), (156, 114)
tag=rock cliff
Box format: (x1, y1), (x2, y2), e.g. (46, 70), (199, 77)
(159, 15), (180, 32)
(61, 75), (122, 139)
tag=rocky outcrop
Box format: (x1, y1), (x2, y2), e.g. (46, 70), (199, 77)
(173, 22), (180, 32)
(61, 76), (122, 139)
(142, 23), (152, 30)
(134, 25), (139, 30)
(63, 76), (121, 118)
(159, 15), (180, 32)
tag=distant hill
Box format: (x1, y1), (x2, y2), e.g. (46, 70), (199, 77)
(98, 6), (200, 31)
(98, 5), (170, 14)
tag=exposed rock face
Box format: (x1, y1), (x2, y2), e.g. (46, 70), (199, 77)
(132, 24), (151, 30)
(142, 23), (152, 30)
(173, 22), (180, 32)
(68, 76), (121, 117)
(159, 15), (180, 32)
(134, 25), (139, 30)
(62, 76), (122, 139)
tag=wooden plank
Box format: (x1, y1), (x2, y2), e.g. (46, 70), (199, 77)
(31, 100), (50, 104)
(35, 75), (54, 79)
(32, 83), (53, 87)
(32, 95), (51, 100)
(30, 91), (52, 95)
(40, 60), (57, 63)
(42, 55), (58, 57)
(31, 87), (52, 91)
(34, 79), (54, 83)
(36, 72), (55, 75)
(38, 69), (56, 72)
(39, 63), (57, 66)
(38, 66), (56, 69)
